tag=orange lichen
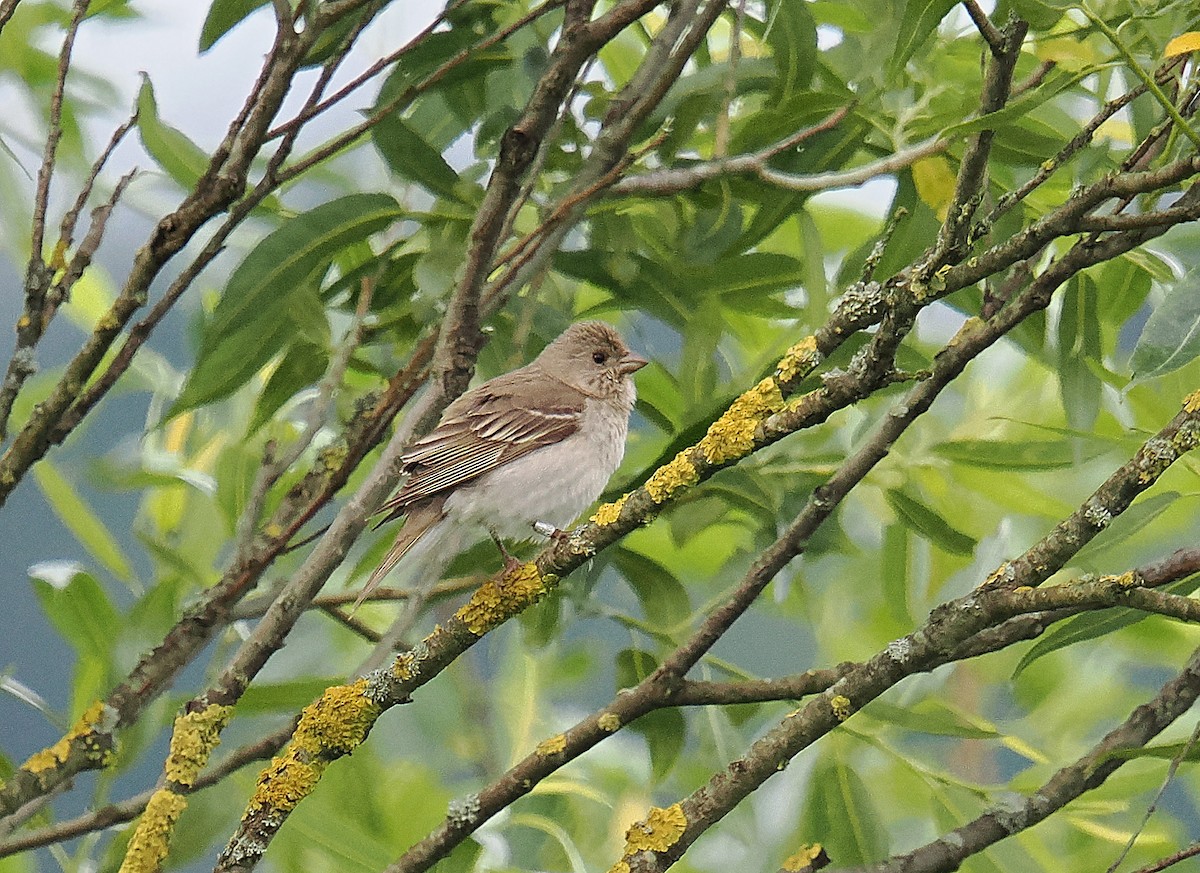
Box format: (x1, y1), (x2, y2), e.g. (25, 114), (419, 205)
(245, 679), (379, 815)
(536, 734), (567, 756)
(782, 843), (828, 871)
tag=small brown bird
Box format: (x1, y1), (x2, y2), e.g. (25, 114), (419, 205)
(354, 321), (647, 610)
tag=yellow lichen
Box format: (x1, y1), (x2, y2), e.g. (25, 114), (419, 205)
(456, 562), (547, 635)
(293, 678), (380, 755)
(536, 734), (567, 756)
(1114, 571), (1140, 589)
(164, 704), (233, 787)
(1184, 390), (1200, 413)
(644, 451), (700, 504)
(22, 700), (110, 774)
(622, 803), (688, 854)
(830, 695), (852, 722)
(782, 843), (828, 872)
(777, 336), (822, 384)
(598, 712), (621, 732)
(698, 378), (785, 465)
(591, 493), (630, 526)
(247, 750), (324, 814)
(392, 652), (415, 680)
(16, 314), (31, 330)
(244, 680), (379, 816)
(117, 789), (188, 873)
(608, 863), (632, 873)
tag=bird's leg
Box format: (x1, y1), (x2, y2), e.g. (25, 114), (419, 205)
(532, 520), (571, 542)
(490, 530), (524, 573)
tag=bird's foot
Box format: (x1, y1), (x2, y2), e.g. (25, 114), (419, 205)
(532, 520), (570, 542)
(490, 531), (525, 573)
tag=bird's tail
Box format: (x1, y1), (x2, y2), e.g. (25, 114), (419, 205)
(351, 502), (443, 614)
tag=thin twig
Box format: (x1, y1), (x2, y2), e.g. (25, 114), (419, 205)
(29, 0), (88, 260)
(611, 106), (855, 195)
(1105, 718), (1200, 873)
(961, 0), (1003, 56)
(1084, 6), (1200, 150)
(1126, 842), (1200, 873)
(57, 110), (138, 252)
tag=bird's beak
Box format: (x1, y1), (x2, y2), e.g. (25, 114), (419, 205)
(617, 352), (649, 375)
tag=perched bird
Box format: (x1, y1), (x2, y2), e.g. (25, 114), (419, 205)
(354, 321), (647, 611)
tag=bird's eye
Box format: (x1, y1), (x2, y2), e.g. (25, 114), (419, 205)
(592, 351), (608, 365)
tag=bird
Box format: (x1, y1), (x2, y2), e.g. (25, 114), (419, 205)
(353, 321), (648, 612)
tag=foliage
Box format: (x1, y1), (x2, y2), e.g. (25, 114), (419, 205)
(2, 1), (1200, 872)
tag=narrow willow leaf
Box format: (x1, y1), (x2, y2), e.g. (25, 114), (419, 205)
(170, 194), (402, 416)
(934, 439), (1104, 471)
(136, 74), (210, 189)
(1057, 274), (1101, 431)
(886, 489), (977, 555)
(33, 461), (134, 585)
(804, 755), (888, 864)
(890, 0), (957, 74)
(613, 548), (691, 627)
(864, 700), (999, 739)
(372, 114), (463, 200)
(1012, 567), (1200, 678)
(199, 0), (268, 51)
(1129, 267), (1200, 380)
(246, 341), (330, 436)
(31, 570), (121, 662)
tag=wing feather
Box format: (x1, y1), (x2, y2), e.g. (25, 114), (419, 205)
(377, 369), (584, 519)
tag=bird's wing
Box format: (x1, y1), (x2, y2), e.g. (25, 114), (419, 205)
(376, 371), (585, 522)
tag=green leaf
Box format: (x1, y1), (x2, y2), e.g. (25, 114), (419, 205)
(615, 648), (660, 689)
(702, 251), (804, 292)
(170, 193), (402, 416)
(246, 340), (330, 435)
(890, 0), (957, 75)
(885, 489), (977, 556)
(1071, 492), (1181, 570)
(612, 548), (691, 628)
(33, 461), (134, 585)
(864, 700), (999, 739)
(372, 114), (464, 200)
(239, 680), (341, 713)
(1129, 266), (1200, 380)
(804, 753), (888, 864)
(940, 67), (1092, 140)
(765, 0), (816, 99)
(199, 0), (268, 52)
(1057, 274), (1101, 431)
(136, 74), (211, 190)
(1012, 567), (1200, 678)
(934, 438), (1106, 471)
(31, 570), (120, 664)
(634, 708), (685, 783)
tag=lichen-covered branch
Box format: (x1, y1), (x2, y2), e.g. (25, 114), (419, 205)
(614, 388), (1200, 872)
(842, 643), (1200, 873)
